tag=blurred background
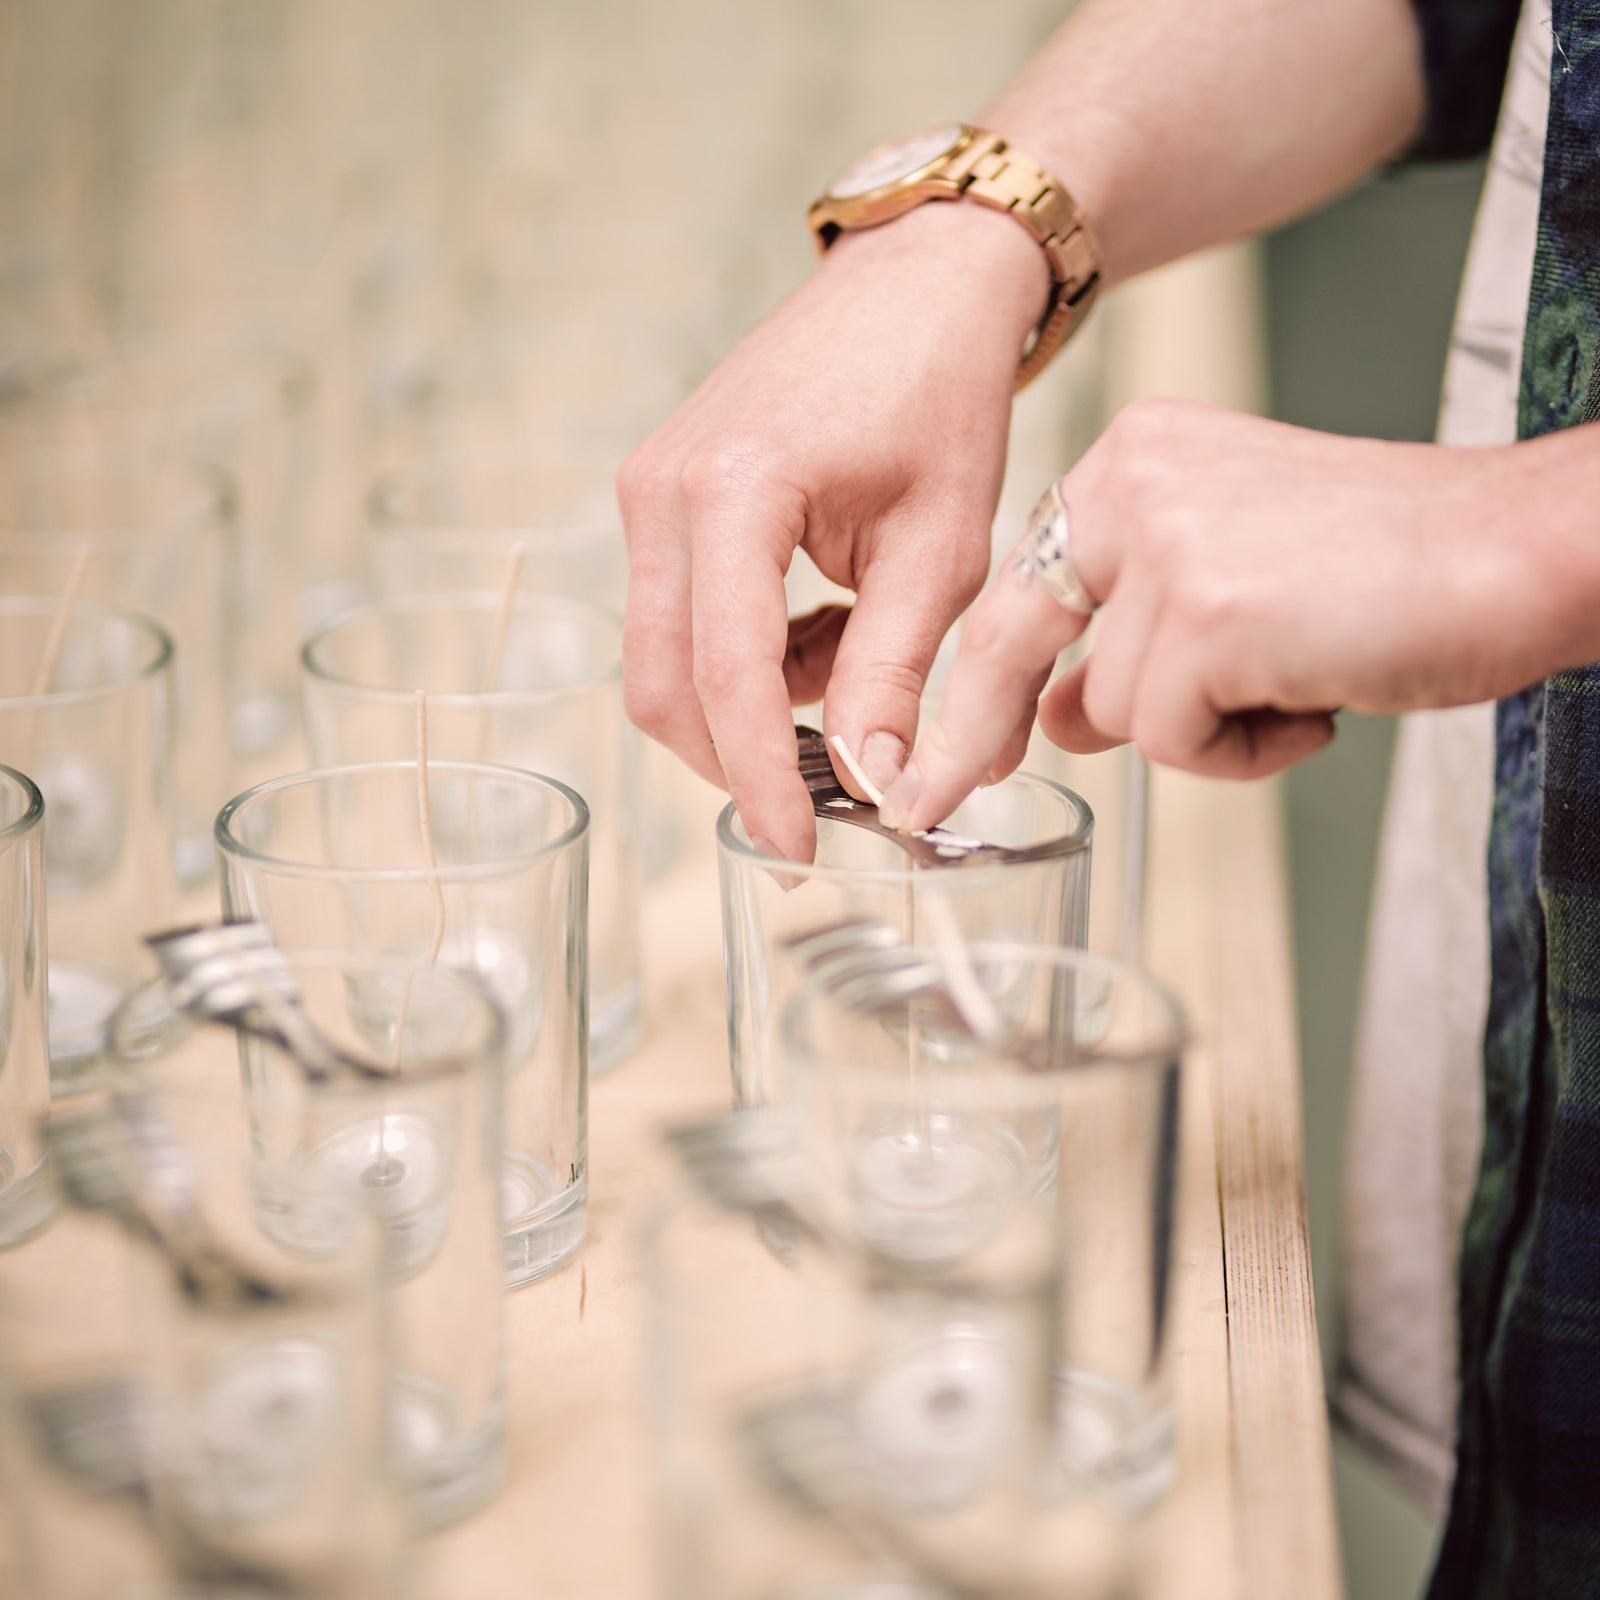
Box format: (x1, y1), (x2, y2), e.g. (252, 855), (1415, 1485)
(0, 1), (1484, 1592)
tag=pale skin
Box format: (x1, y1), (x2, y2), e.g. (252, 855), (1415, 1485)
(620, 0), (1600, 855)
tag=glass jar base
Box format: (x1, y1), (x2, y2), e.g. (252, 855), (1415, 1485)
(48, 958), (134, 1093)
(1052, 1368), (1174, 1511)
(589, 982), (643, 1076)
(390, 1373), (505, 1534)
(501, 1158), (585, 1289)
(0, 1153), (59, 1248)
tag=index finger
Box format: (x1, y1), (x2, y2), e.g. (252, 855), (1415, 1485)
(881, 543), (1094, 832)
(690, 495), (817, 862)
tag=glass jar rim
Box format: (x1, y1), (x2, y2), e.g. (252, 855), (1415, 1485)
(300, 590), (623, 705)
(0, 763), (44, 844)
(215, 759), (590, 881)
(108, 948), (508, 1088)
(0, 596), (174, 706)
(369, 449), (621, 543)
(715, 769), (1093, 887)
(0, 465), (228, 539)
(780, 940), (1187, 1101)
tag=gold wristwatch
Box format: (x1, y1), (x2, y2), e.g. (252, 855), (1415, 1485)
(807, 123), (1099, 390)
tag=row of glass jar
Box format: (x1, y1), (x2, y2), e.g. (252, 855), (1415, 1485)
(0, 577), (639, 1082)
(0, 770), (1185, 1599)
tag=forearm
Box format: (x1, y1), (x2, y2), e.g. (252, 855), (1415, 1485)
(1491, 427), (1600, 692)
(984, 0), (1427, 286)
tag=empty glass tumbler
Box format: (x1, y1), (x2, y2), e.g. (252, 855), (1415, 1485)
(0, 1205), (162, 1600)
(0, 766), (53, 1247)
(369, 445), (626, 610)
(368, 445), (680, 884)
(216, 761), (590, 1288)
(301, 593), (641, 1070)
(644, 1161), (1126, 1600)
(93, 984), (402, 1598)
(717, 771), (1092, 1112)
(144, 950), (513, 1533)
(0, 598), (176, 1086)
(0, 454), (235, 885)
(780, 941), (1188, 1507)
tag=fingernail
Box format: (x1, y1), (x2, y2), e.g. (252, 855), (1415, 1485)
(750, 834), (804, 893)
(860, 731), (907, 796)
(878, 759), (920, 832)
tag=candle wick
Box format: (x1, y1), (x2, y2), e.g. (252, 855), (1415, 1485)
(22, 546), (92, 775)
(828, 732), (885, 807)
(414, 688), (447, 967)
(473, 541), (525, 761)
(464, 541), (526, 857)
(393, 688), (447, 1067)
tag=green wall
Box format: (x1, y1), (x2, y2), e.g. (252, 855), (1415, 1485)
(1263, 161), (1487, 1599)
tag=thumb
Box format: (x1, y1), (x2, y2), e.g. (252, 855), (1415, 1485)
(821, 529), (987, 799)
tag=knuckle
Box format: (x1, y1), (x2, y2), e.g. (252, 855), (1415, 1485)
(692, 643), (746, 705)
(678, 441), (772, 510)
(623, 673), (676, 738)
(615, 445), (672, 520)
(1080, 664), (1128, 740)
(945, 542), (991, 610)
(1115, 395), (1195, 445)
(1130, 497), (1201, 573)
(1098, 399), (1188, 504)
(1172, 568), (1246, 635)
(850, 659), (928, 703)
(1130, 713), (1185, 769)
(960, 600), (1016, 667)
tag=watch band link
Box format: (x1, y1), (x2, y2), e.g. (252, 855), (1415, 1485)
(954, 132), (1100, 390)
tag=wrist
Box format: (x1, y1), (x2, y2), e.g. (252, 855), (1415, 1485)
(823, 198), (1054, 355)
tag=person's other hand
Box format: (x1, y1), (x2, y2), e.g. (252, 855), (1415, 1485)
(881, 399), (1538, 829)
(618, 202), (1049, 861)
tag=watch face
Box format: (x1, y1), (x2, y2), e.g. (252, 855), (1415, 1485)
(827, 123), (967, 201)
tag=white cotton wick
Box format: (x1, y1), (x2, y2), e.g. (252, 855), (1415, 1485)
(414, 689), (447, 966)
(29, 547), (92, 699)
(829, 732), (885, 807)
(22, 547), (92, 774)
(921, 891), (1005, 1047)
(473, 542), (526, 767)
(394, 689), (447, 1067)
(479, 542), (526, 698)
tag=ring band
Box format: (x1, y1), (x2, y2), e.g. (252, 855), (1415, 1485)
(1013, 481), (1096, 616)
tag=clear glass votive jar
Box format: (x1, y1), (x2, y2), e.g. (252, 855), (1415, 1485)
(369, 445), (626, 610)
(0, 599), (176, 1088)
(0, 1205), (160, 1599)
(147, 950), (511, 1534)
(781, 942), (1187, 1507)
(0, 335), (315, 761)
(369, 443), (679, 884)
(95, 984), (402, 1597)
(717, 771), (1092, 1112)
(301, 593), (641, 1071)
(216, 762), (590, 1289)
(0, 766), (54, 1245)
(920, 685), (1143, 963)
(0, 455), (236, 885)
(643, 1170), (1126, 1600)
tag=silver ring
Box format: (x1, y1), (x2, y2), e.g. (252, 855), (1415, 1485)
(1012, 480), (1096, 616)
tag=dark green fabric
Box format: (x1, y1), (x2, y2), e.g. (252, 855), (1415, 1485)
(1420, 4), (1600, 1595)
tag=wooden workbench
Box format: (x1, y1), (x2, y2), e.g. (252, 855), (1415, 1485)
(419, 765), (1341, 1600)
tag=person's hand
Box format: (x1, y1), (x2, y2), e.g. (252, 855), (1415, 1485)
(881, 399), (1545, 830)
(618, 201), (1050, 861)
